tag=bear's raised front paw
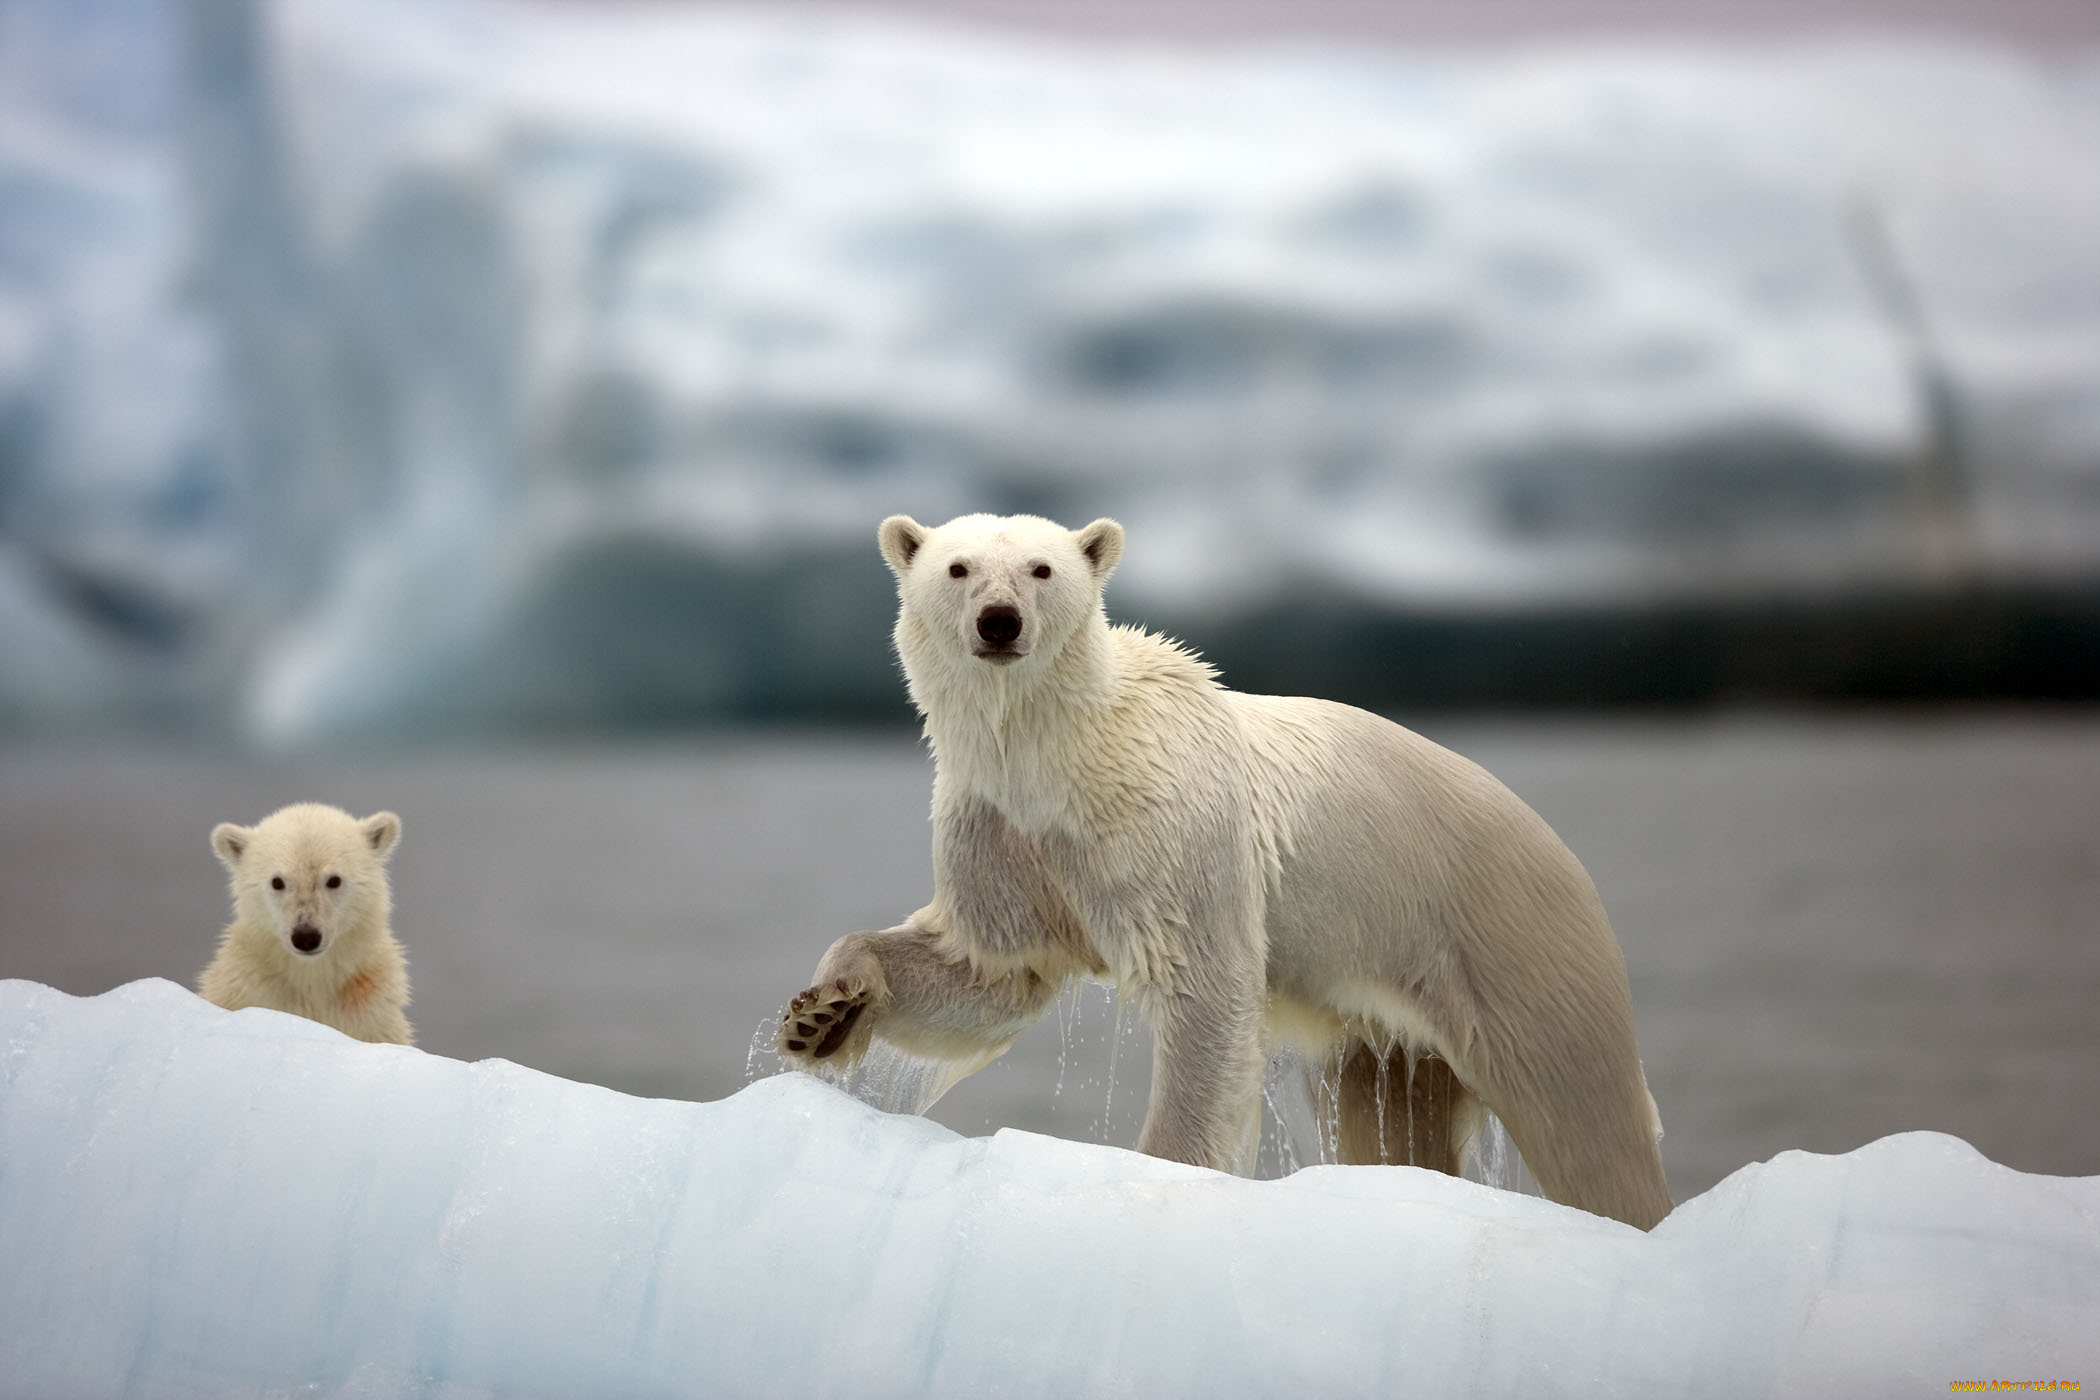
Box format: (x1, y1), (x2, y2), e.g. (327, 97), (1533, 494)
(778, 977), (868, 1062)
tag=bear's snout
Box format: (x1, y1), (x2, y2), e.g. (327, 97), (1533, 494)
(290, 922), (323, 955)
(976, 605), (1022, 650)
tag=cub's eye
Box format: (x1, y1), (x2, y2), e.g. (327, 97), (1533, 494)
(1032, 564), (1051, 579)
(326, 875), (342, 890)
(948, 563), (967, 579)
(270, 876), (285, 891)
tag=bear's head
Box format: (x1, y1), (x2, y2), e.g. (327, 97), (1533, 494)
(212, 803), (401, 961)
(878, 513), (1124, 680)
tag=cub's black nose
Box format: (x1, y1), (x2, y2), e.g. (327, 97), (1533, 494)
(977, 605), (1021, 645)
(291, 923), (322, 954)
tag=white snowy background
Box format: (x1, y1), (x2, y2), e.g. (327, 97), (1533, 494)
(3, 978), (2095, 1397)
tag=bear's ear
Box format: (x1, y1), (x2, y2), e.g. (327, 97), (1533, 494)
(360, 811), (402, 860)
(210, 823), (251, 871)
(1075, 518), (1125, 582)
(877, 515), (926, 578)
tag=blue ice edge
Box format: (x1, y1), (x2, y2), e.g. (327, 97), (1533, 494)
(1, 978), (2094, 1397)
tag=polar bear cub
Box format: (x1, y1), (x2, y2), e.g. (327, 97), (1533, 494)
(200, 802), (413, 1045)
(779, 512), (1673, 1229)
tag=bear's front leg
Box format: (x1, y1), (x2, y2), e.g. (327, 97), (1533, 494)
(778, 932), (890, 1064)
(777, 922), (1060, 1073)
(780, 978), (874, 1060)
(1136, 975), (1268, 1173)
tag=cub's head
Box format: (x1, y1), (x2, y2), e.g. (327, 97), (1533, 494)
(878, 513), (1124, 675)
(212, 803), (401, 960)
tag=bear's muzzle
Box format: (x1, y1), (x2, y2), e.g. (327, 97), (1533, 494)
(975, 604), (1022, 657)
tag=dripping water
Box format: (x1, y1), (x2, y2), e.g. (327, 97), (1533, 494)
(1052, 980), (1072, 1102)
(1096, 992), (1129, 1143)
(744, 1011), (969, 1116)
(751, 1002), (1539, 1196)
(1254, 1044), (1541, 1194)
(746, 980), (1148, 1134)
(1375, 1041), (1393, 1163)
(1461, 1110), (1542, 1198)
(1256, 1049), (1323, 1178)
(744, 1016), (778, 1084)
(1057, 981), (1147, 1148)
(830, 1039), (972, 1116)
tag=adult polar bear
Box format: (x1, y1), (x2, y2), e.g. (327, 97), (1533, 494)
(779, 513), (1672, 1229)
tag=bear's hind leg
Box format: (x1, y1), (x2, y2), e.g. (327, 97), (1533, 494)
(1327, 1042), (1464, 1173)
(1455, 1021), (1674, 1230)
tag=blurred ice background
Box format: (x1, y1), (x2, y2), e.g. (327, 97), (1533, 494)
(2, 0), (2097, 1210)
(4, 0), (2097, 738)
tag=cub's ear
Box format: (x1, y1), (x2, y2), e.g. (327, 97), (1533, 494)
(210, 823), (251, 871)
(877, 515), (927, 578)
(360, 811), (403, 860)
(1075, 518), (1125, 582)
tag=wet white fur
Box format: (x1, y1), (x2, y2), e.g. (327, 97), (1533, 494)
(791, 513), (1671, 1228)
(200, 803), (413, 1046)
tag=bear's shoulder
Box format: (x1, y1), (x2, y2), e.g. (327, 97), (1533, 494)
(1108, 624), (1218, 691)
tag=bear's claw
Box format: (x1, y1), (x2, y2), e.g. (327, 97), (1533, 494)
(778, 982), (869, 1062)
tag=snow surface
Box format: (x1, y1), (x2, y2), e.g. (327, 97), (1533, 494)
(1, 978), (2094, 1396)
(3, 0), (2099, 735)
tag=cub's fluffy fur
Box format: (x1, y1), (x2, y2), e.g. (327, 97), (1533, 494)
(200, 802), (412, 1045)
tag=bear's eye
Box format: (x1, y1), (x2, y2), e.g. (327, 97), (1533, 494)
(326, 875), (342, 890)
(270, 876), (285, 892)
(948, 562), (967, 579)
(1032, 564), (1051, 579)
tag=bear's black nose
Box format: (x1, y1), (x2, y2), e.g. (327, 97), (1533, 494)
(976, 605), (1022, 646)
(291, 923), (322, 955)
